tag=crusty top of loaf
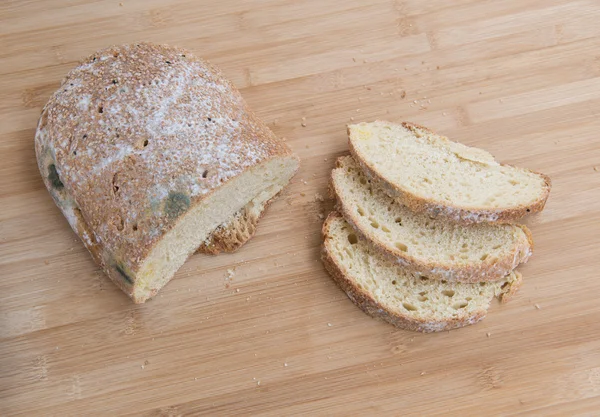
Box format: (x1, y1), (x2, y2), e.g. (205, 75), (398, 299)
(35, 42), (294, 270)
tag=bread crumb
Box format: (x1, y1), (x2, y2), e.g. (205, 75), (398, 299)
(44, 260), (50, 265)
(314, 193), (324, 202)
(300, 192), (306, 196)
(327, 323), (333, 327)
(420, 371), (426, 376)
(235, 288), (240, 293)
(535, 304), (541, 309)
(594, 166), (599, 172)
(400, 90), (406, 99)
(486, 332), (491, 338)
(226, 268), (235, 279)
(284, 362), (288, 367)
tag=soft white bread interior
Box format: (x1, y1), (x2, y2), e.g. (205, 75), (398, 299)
(331, 155), (532, 283)
(322, 213), (522, 332)
(348, 121), (551, 224)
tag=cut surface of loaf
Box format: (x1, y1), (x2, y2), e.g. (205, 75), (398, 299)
(35, 43), (299, 303)
(322, 213), (522, 332)
(348, 121), (551, 224)
(331, 156), (532, 283)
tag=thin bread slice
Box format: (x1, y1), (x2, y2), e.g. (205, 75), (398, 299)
(197, 186), (280, 254)
(348, 121), (551, 224)
(331, 155), (532, 283)
(322, 213), (522, 332)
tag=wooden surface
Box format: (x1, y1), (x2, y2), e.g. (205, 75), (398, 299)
(2, 0), (600, 415)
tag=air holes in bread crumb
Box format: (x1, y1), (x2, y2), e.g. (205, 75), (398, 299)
(98, 106), (104, 114)
(381, 225), (390, 233)
(370, 219), (379, 229)
(132, 223), (138, 232)
(391, 280), (397, 285)
(395, 242), (408, 252)
(347, 234), (358, 245)
(395, 217), (402, 225)
(452, 301), (468, 310)
(357, 207), (365, 216)
(202, 170), (209, 179)
(480, 254), (489, 261)
(442, 290), (455, 297)
(403, 302), (418, 311)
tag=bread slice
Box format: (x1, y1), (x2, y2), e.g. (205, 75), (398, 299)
(331, 155), (532, 283)
(322, 213), (522, 332)
(348, 121), (551, 224)
(197, 186), (280, 254)
(35, 43), (299, 303)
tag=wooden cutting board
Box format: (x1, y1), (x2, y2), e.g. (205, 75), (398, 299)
(2, 0), (600, 415)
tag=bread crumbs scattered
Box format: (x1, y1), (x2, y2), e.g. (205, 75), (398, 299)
(314, 193), (324, 202)
(44, 260), (50, 265)
(535, 304), (541, 309)
(486, 332), (491, 338)
(594, 166), (599, 172)
(226, 268), (235, 279)
(420, 371), (426, 376)
(327, 323), (333, 327)
(284, 362), (288, 367)
(300, 192), (306, 196)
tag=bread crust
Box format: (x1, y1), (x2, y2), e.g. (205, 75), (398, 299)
(348, 121), (552, 225)
(34, 43), (298, 302)
(331, 157), (533, 283)
(321, 213), (489, 332)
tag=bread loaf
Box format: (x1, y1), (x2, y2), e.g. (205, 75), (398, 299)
(35, 43), (299, 303)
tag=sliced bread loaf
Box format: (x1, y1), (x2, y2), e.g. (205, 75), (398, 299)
(331, 155), (532, 283)
(322, 213), (522, 332)
(35, 43), (299, 303)
(348, 121), (551, 224)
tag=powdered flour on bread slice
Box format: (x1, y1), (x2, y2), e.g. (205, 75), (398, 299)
(331, 155), (532, 283)
(348, 121), (551, 224)
(322, 213), (522, 332)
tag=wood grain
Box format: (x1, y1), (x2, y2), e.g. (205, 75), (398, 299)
(2, 0), (600, 415)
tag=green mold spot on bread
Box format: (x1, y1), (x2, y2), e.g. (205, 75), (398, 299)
(115, 263), (134, 285)
(164, 191), (190, 220)
(48, 164), (64, 189)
